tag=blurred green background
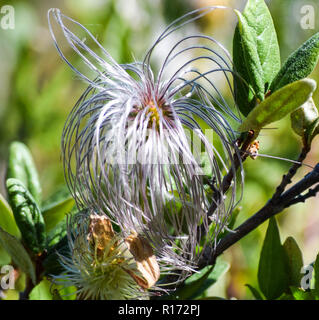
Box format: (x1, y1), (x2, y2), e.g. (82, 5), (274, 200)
(0, 0), (318, 299)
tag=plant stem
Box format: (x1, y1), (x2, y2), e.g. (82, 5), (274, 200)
(271, 146), (310, 200)
(199, 163), (319, 268)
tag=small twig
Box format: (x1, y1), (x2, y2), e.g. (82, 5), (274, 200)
(271, 146), (310, 200)
(199, 162), (319, 268)
(285, 184), (319, 207)
(281, 164), (319, 205)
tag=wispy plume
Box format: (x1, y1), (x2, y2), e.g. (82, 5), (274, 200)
(48, 6), (243, 281)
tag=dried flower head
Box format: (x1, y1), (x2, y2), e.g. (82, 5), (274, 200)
(48, 7), (243, 280)
(55, 212), (160, 300)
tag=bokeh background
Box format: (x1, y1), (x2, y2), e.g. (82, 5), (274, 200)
(0, 0), (318, 299)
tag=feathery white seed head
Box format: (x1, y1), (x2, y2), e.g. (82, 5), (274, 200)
(49, 7), (244, 281)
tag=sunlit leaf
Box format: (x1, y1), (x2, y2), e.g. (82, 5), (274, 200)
(291, 98), (319, 139)
(42, 196), (75, 233)
(29, 278), (77, 300)
(42, 185), (72, 210)
(271, 32), (319, 92)
(234, 10), (264, 102)
(54, 285), (77, 300)
(233, 25), (257, 116)
(239, 79), (317, 132)
(0, 289), (20, 300)
(290, 286), (314, 300)
(0, 193), (20, 238)
(242, 0), (281, 89)
(29, 279), (53, 300)
(233, 0), (281, 116)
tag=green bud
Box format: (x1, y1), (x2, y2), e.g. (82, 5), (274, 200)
(291, 98), (319, 145)
(7, 142), (42, 205)
(6, 178), (46, 254)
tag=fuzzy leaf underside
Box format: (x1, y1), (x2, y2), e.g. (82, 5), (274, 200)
(271, 32), (319, 92)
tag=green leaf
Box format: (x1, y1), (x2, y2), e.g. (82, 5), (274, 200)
(54, 284), (77, 300)
(258, 217), (289, 300)
(7, 142), (42, 205)
(0, 193), (20, 238)
(42, 185), (72, 210)
(0, 226), (36, 284)
(291, 98), (319, 140)
(51, 289), (63, 300)
(0, 244), (11, 266)
(42, 185), (75, 233)
(283, 236), (304, 287)
(313, 253), (319, 298)
(0, 289), (20, 300)
(187, 258), (229, 300)
(239, 79), (317, 132)
(242, 0), (281, 90)
(46, 218), (67, 247)
(29, 278), (77, 300)
(165, 257), (229, 300)
(15, 272), (26, 292)
(42, 196), (75, 233)
(245, 284), (264, 300)
(6, 178), (46, 254)
(233, 0), (280, 116)
(290, 286), (315, 300)
(233, 25), (257, 116)
(234, 10), (264, 102)
(271, 32), (319, 92)
(29, 279), (53, 300)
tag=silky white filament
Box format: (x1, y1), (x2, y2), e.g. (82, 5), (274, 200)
(49, 6), (244, 281)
